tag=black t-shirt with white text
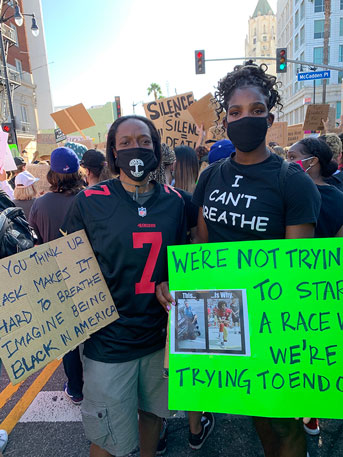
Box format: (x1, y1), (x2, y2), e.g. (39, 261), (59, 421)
(61, 179), (186, 363)
(192, 154), (321, 242)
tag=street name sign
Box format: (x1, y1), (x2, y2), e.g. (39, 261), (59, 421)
(297, 70), (331, 81)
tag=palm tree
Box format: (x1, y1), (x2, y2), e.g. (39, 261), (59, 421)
(147, 83), (162, 101)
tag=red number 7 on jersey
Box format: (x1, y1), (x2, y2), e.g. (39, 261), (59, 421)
(133, 232), (162, 294)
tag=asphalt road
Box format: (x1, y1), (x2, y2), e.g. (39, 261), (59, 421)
(1, 363), (343, 457)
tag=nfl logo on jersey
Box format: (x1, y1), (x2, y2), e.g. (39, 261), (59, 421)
(138, 207), (147, 217)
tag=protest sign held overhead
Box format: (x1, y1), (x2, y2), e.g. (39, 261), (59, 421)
(206, 125), (227, 143)
(50, 103), (96, 139)
(168, 238), (343, 419)
(0, 230), (118, 384)
(187, 93), (224, 131)
(144, 92), (195, 122)
(303, 104), (330, 131)
(327, 106), (337, 132)
(54, 128), (67, 143)
(37, 133), (56, 145)
(266, 121), (288, 147)
(144, 92), (199, 149)
(287, 124), (304, 147)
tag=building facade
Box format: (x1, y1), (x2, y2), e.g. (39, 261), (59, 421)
(24, 0), (54, 131)
(245, 0), (277, 75)
(0, 0), (39, 153)
(83, 101), (116, 143)
(277, 0), (343, 126)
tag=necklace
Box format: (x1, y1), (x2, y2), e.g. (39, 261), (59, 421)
(119, 179), (151, 201)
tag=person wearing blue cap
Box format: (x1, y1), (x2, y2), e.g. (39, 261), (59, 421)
(208, 139), (235, 164)
(28, 147), (86, 406)
(29, 147), (83, 244)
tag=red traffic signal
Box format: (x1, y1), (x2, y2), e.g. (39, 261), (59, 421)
(115, 96), (121, 118)
(1, 122), (14, 144)
(195, 49), (205, 75)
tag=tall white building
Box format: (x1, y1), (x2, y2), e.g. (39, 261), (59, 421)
(245, 0), (277, 75)
(23, 0), (54, 130)
(277, 0), (343, 126)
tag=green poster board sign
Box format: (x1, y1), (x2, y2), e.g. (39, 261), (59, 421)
(9, 144), (19, 157)
(168, 238), (343, 418)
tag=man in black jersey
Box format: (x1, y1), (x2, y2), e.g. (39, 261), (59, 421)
(61, 115), (186, 457)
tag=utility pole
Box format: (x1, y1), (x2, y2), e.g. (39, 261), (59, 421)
(322, 0), (331, 104)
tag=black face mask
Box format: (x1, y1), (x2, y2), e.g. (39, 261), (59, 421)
(226, 116), (269, 152)
(115, 147), (158, 181)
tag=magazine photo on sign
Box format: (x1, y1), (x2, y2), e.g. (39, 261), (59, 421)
(170, 290), (250, 356)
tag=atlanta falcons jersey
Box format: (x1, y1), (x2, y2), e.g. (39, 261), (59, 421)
(61, 179), (186, 363)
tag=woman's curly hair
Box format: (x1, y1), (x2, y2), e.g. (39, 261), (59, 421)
(214, 61), (283, 117)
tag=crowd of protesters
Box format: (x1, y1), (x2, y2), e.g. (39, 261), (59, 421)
(1, 61), (343, 457)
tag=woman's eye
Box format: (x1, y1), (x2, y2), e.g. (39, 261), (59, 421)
(229, 111), (239, 117)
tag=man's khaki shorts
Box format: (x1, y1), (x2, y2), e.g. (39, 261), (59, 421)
(81, 349), (172, 456)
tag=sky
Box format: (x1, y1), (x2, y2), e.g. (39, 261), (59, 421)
(41, 0), (277, 117)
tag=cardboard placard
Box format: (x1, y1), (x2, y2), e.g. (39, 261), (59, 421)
(266, 122), (288, 147)
(303, 104), (330, 131)
(37, 133), (56, 145)
(287, 124), (304, 147)
(144, 93), (199, 148)
(162, 110), (199, 149)
(331, 126), (343, 134)
(36, 143), (56, 158)
(55, 128), (66, 143)
(206, 125), (227, 143)
(328, 106), (336, 132)
(95, 142), (107, 152)
(168, 238), (343, 418)
(187, 93), (223, 131)
(0, 230), (118, 384)
(50, 103), (95, 136)
(26, 163), (51, 195)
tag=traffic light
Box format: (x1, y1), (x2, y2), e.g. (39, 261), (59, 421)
(195, 50), (205, 74)
(1, 122), (14, 144)
(115, 96), (121, 118)
(276, 48), (287, 73)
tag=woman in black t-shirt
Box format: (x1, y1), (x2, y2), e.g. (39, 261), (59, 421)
(157, 62), (321, 457)
(288, 137), (343, 238)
